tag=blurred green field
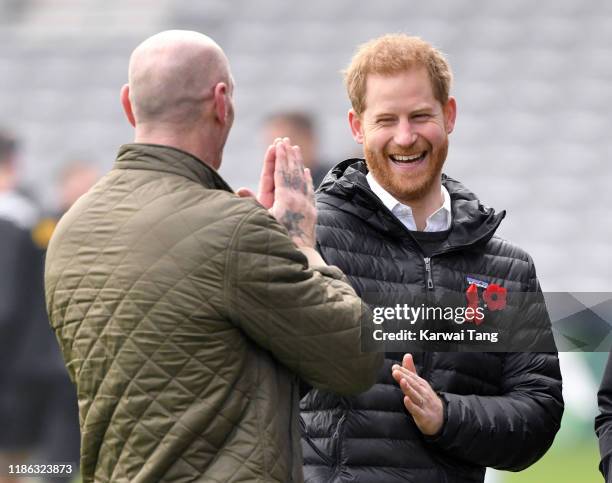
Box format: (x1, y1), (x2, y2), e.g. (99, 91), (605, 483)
(57, 439), (606, 483)
(500, 352), (608, 483)
(503, 439), (601, 483)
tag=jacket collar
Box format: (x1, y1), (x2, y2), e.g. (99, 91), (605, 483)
(317, 158), (506, 253)
(114, 143), (234, 193)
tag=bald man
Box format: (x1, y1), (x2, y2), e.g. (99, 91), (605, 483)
(44, 31), (381, 483)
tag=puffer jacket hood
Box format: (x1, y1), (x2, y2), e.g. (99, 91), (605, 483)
(318, 158), (505, 253)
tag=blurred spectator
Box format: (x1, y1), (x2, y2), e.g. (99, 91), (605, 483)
(32, 160), (100, 250)
(0, 129), (83, 483)
(0, 128), (39, 228)
(262, 111), (331, 189)
(0, 217), (40, 483)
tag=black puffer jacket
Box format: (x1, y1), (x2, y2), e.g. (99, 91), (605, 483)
(300, 159), (564, 483)
(595, 353), (612, 482)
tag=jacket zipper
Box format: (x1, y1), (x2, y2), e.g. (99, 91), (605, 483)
(424, 257), (434, 290)
(329, 412), (347, 482)
(422, 258), (434, 381)
(300, 417), (334, 466)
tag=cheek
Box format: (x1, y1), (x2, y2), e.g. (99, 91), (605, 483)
(420, 124), (447, 146)
(364, 128), (392, 151)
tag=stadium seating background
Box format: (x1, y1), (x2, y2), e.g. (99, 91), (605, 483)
(1, 3), (609, 481)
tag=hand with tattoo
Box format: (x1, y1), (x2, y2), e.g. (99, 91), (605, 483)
(271, 138), (316, 247)
(237, 137), (316, 248)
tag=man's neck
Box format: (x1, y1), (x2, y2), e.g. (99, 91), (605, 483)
(367, 172), (445, 231)
(133, 125), (220, 171)
(398, 186), (444, 231)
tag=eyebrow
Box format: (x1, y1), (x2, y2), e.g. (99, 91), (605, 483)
(411, 105), (436, 114)
(372, 106), (436, 118)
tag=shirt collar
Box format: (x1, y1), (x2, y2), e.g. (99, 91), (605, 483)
(366, 172), (452, 232)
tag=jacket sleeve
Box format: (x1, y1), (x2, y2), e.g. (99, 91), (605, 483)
(425, 260), (563, 470)
(224, 207), (383, 395)
(596, 353), (612, 482)
(426, 352), (563, 470)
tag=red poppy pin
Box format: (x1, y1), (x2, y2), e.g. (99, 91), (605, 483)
(483, 284), (507, 311)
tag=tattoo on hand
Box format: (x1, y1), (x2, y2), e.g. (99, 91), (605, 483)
(280, 211), (305, 238)
(281, 169), (307, 194)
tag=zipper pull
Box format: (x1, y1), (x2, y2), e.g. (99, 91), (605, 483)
(424, 257), (434, 290)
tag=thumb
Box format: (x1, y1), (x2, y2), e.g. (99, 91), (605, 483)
(402, 353), (417, 374)
(236, 187), (256, 198)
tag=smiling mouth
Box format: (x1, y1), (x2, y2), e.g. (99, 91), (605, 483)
(389, 151), (427, 164)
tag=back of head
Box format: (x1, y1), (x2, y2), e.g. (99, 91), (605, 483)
(128, 30), (231, 127)
(344, 34), (453, 115)
(0, 127), (18, 192)
(265, 111), (315, 137)
(0, 127), (18, 165)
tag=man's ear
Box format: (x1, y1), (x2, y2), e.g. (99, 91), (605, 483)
(348, 109), (364, 144)
(120, 84), (136, 127)
(444, 96), (457, 134)
(213, 82), (229, 124)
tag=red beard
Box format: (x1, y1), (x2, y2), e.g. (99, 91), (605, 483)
(364, 136), (448, 204)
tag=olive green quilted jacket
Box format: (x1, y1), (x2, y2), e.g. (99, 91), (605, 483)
(45, 144), (382, 483)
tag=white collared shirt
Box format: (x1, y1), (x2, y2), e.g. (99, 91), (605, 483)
(366, 172), (452, 232)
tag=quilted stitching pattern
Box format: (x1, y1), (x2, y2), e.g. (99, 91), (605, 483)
(45, 145), (381, 483)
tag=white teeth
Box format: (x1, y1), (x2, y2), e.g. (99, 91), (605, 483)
(391, 153), (424, 162)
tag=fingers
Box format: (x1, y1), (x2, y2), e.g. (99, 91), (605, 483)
(400, 377), (425, 413)
(236, 187), (256, 198)
(292, 145), (304, 172)
(291, 145), (309, 197)
(402, 353), (417, 374)
(257, 144), (276, 208)
(392, 364), (421, 383)
(262, 143), (276, 177)
(284, 137), (304, 175)
(391, 365), (403, 384)
(274, 138), (309, 195)
(392, 365), (428, 395)
(273, 139), (289, 192)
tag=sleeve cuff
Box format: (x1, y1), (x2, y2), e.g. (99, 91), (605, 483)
(423, 391), (450, 444)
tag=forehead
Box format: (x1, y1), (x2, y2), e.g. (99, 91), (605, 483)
(363, 68), (439, 113)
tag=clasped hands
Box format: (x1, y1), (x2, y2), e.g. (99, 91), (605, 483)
(391, 353), (444, 436)
(237, 137), (316, 248)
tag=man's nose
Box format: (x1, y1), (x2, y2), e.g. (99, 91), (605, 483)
(394, 119), (417, 147)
